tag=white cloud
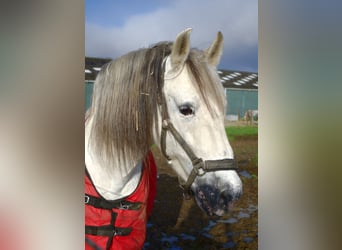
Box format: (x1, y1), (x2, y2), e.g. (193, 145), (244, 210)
(85, 0), (257, 70)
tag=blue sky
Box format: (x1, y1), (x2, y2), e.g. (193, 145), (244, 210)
(85, 0), (257, 72)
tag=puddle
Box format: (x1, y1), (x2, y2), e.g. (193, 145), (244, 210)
(243, 237), (254, 243)
(223, 241), (236, 248)
(239, 170), (252, 178)
(247, 204), (258, 213)
(217, 217), (238, 224)
(237, 211), (250, 219)
(201, 232), (213, 239)
(161, 234), (179, 244)
(179, 233), (196, 241)
(202, 220), (216, 231)
(226, 231), (234, 237)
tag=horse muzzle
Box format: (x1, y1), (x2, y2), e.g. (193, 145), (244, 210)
(193, 184), (242, 216)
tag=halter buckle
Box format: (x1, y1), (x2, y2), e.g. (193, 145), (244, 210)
(180, 184), (193, 200)
(119, 201), (130, 210)
(182, 190), (192, 200)
(192, 158), (206, 176)
(162, 119), (170, 129)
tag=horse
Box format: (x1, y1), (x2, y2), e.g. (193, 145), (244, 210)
(244, 109), (253, 125)
(85, 28), (242, 250)
(244, 109), (258, 125)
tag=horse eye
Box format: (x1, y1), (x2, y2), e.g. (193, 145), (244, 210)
(179, 105), (195, 116)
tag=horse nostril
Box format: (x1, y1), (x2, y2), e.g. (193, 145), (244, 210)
(220, 188), (242, 201)
(221, 189), (242, 202)
(219, 190), (233, 204)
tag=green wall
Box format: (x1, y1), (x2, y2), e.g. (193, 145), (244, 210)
(85, 82), (258, 118)
(85, 81), (94, 111)
(226, 89), (258, 118)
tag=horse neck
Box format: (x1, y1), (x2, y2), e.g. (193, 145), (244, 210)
(85, 115), (143, 200)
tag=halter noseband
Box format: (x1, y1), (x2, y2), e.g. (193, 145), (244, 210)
(157, 58), (238, 199)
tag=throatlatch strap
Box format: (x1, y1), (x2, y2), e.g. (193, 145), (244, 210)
(85, 194), (142, 210)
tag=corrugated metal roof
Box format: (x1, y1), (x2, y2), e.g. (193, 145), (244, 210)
(218, 69), (258, 90)
(85, 57), (112, 80)
(85, 57), (258, 89)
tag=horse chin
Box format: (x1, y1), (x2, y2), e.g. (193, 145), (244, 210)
(194, 195), (234, 217)
(193, 185), (236, 217)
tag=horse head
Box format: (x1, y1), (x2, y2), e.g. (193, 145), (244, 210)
(154, 29), (242, 216)
(88, 28), (242, 217)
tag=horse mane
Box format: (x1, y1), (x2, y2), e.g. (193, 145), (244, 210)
(88, 42), (225, 172)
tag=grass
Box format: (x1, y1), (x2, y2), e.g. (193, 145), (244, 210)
(225, 126), (258, 141)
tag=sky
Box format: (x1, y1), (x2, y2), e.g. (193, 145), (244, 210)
(85, 0), (258, 72)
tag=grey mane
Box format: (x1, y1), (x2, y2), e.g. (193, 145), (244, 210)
(88, 42), (225, 171)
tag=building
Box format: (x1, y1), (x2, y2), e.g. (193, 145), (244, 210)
(85, 57), (111, 110)
(218, 70), (258, 120)
(85, 57), (258, 119)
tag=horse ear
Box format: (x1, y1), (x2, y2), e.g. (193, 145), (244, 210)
(171, 28), (192, 69)
(206, 31), (224, 67)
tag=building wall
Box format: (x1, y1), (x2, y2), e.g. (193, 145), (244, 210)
(85, 81), (94, 111)
(226, 88), (258, 118)
(85, 82), (258, 118)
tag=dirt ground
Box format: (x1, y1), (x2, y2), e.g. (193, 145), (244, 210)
(144, 122), (258, 249)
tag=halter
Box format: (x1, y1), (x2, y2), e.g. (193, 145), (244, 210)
(157, 58), (238, 199)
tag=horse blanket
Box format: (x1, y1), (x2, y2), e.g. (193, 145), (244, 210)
(85, 152), (157, 250)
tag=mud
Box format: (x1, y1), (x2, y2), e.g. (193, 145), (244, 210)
(145, 131), (258, 249)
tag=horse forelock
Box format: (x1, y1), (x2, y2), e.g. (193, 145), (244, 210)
(88, 42), (225, 171)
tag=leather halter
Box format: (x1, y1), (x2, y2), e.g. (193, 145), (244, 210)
(157, 59), (238, 199)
